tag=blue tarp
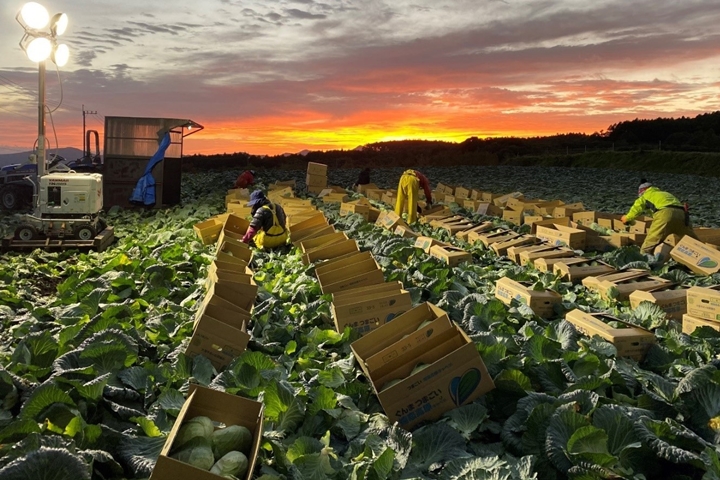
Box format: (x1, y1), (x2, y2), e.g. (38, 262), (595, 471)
(129, 132), (171, 206)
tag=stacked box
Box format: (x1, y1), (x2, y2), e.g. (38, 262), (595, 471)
(306, 162), (328, 194)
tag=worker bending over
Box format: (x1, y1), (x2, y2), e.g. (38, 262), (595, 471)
(395, 169), (432, 224)
(621, 180), (697, 254)
(242, 190), (288, 249)
(234, 170), (256, 189)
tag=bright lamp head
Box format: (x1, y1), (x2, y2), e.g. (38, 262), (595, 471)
(52, 44), (69, 66)
(20, 2), (49, 29)
(50, 13), (68, 35)
(26, 37), (52, 62)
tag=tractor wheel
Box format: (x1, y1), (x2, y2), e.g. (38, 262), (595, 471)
(14, 224), (38, 241)
(1, 186), (21, 211)
(73, 224), (97, 241)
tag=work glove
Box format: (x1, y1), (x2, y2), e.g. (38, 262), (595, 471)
(620, 215), (628, 224)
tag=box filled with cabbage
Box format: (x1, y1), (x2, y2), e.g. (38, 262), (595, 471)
(150, 385), (263, 480)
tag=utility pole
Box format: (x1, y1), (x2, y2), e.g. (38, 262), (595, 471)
(82, 104), (97, 157)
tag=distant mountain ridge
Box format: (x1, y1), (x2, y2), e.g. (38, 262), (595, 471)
(0, 148), (84, 168)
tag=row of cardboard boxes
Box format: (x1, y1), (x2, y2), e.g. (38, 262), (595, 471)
(369, 204), (720, 335)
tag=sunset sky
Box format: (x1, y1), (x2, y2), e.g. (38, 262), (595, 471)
(1, 0), (719, 156)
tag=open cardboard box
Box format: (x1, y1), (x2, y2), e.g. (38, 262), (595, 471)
(492, 191), (524, 207)
(395, 225), (420, 238)
(533, 256), (585, 273)
(186, 314), (250, 370)
(306, 172), (328, 188)
(207, 262), (254, 287)
(376, 211), (408, 231)
(356, 182), (379, 193)
(429, 245), (473, 267)
(670, 236), (720, 276)
(350, 303), (494, 430)
(454, 186), (470, 200)
(535, 223), (586, 249)
(299, 231), (348, 253)
(476, 203), (503, 217)
(682, 314), (720, 334)
(596, 274), (672, 301)
(288, 211), (327, 233)
(581, 270), (648, 290)
(474, 229), (520, 247)
(197, 299), (251, 328)
(565, 309), (656, 361)
(506, 243), (552, 265)
(291, 224), (336, 246)
(193, 214), (230, 245)
(331, 282), (412, 335)
(317, 253), (385, 294)
(150, 385), (263, 480)
(216, 240), (253, 268)
(629, 288), (688, 321)
(205, 277), (258, 313)
(686, 286), (720, 322)
(218, 214), (250, 243)
(553, 260), (616, 284)
(494, 277), (562, 318)
(340, 202), (370, 220)
(303, 238), (359, 265)
(455, 222), (495, 242)
(501, 208), (524, 225)
(491, 235), (541, 257)
(518, 245), (575, 267)
(415, 236), (448, 253)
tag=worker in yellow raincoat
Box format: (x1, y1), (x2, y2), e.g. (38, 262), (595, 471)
(621, 180), (697, 254)
(242, 190), (288, 249)
(394, 169), (433, 224)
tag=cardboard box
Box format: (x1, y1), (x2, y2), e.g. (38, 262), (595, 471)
(480, 192), (497, 202)
(581, 270), (648, 290)
(490, 235), (541, 257)
(630, 217), (653, 234)
(150, 385), (263, 480)
(554, 260), (616, 284)
(533, 256), (586, 273)
(351, 303), (494, 430)
(455, 222), (495, 242)
(394, 225), (419, 238)
(307, 185), (326, 195)
(493, 192), (524, 207)
(434, 219), (476, 235)
(565, 309), (656, 361)
(436, 183), (455, 194)
(414, 236), (447, 253)
(583, 235), (616, 252)
(470, 189), (484, 200)
(670, 236), (720, 275)
(356, 183), (379, 194)
(518, 245), (576, 267)
(455, 187), (470, 200)
(288, 212), (327, 233)
(306, 172), (328, 187)
(682, 314), (720, 334)
(596, 275), (673, 302)
(572, 211), (621, 226)
(494, 277), (562, 318)
(523, 215), (547, 227)
(186, 315), (249, 370)
(686, 286), (720, 322)
(193, 214), (229, 245)
(429, 245), (473, 267)
(216, 241), (253, 268)
(476, 203), (503, 217)
(695, 228), (720, 246)
(536, 224), (587, 249)
(218, 214), (250, 243)
(316, 253), (384, 294)
(463, 199), (482, 210)
(291, 224), (335, 246)
(307, 162), (328, 176)
(299, 231), (347, 253)
(332, 284), (412, 335)
(376, 210), (407, 231)
(474, 230), (521, 247)
(203, 284), (254, 317)
(530, 216), (572, 235)
(381, 192), (398, 205)
(502, 208), (524, 225)
(205, 276), (258, 312)
(506, 243), (555, 265)
(303, 238), (359, 265)
(553, 206), (585, 219)
(340, 202), (370, 220)
(629, 288), (688, 321)
(322, 193), (350, 204)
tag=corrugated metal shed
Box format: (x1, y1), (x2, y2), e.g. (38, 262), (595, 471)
(103, 116), (203, 208)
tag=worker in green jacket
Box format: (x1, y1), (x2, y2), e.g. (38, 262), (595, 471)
(621, 180), (697, 254)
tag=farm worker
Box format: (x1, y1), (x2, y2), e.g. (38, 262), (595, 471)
(234, 170), (256, 189)
(241, 190), (289, 249)
(353, 168), (371, 188)
(621, 180), (697, 254)
(394, 169), (432, 224)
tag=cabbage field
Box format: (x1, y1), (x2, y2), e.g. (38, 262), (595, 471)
(1, 165), (720, 480)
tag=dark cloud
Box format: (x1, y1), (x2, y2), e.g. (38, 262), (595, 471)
(285, 8), (326, 20)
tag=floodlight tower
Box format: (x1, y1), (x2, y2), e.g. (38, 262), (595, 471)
(16, 2), (69, 182)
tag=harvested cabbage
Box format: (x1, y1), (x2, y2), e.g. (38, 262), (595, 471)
(171, 436), (214, 471)
(212, 425), (253, 458)
(210, 450), (249, 478)
(175, 416), (215, 448)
